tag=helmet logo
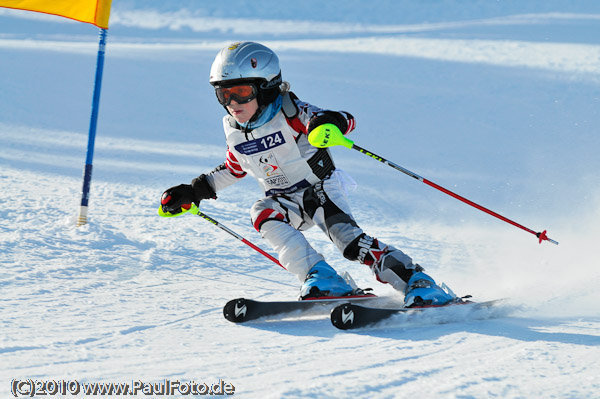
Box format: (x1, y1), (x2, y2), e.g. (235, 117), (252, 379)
(228, 42), (241, 50)
(251, 58), (258, 68)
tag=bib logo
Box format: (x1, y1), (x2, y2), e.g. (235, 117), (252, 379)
(254, 151), (290, 186)
(258, 153), (279, 177)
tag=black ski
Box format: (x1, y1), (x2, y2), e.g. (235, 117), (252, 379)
(330, 299), (505, 330)
(223, 294), (377, 323)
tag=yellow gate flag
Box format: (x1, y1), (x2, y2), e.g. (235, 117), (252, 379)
(0, 0), (112, 29)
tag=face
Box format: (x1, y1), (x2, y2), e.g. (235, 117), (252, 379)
(226, 98), (259, 124)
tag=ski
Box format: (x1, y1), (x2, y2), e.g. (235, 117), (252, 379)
(330, 298), (505, 330)
(223, 293), (377, 323)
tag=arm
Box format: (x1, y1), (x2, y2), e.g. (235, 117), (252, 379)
(290, 93), (355, 136)
(204, 148), (246, 192)
(161, 148), (246, 214)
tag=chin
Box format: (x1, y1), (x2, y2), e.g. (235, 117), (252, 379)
(234, 115), (250, 124)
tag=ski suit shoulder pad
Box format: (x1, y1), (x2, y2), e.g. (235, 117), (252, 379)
(281, 91), (299, 119)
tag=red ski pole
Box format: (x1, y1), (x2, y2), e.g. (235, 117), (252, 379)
(158, 203), (286, 269)
(308, 124), (559, 245)
(195, 210), (287, 269)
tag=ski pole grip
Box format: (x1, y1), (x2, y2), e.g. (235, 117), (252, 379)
(157, 203), (199, 217)
(308, 124), (354, 149)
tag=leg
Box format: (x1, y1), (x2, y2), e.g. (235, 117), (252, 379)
(251, 195), (322, 281)
(303, 174), (419, 291)
(303, 173), (455, 305)
(343, 234), (420, 291)
(251, 194), (354, 298)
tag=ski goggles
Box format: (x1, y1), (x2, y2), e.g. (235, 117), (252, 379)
(214, 83), (258, 106)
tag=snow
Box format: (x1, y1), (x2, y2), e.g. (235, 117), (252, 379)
(1, 1), (599, 398)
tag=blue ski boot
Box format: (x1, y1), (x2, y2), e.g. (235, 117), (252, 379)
(300, 261), (354, 300)
(404, 271), (455, 307)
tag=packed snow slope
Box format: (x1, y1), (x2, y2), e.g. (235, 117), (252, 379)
(1, 1), (599, 398)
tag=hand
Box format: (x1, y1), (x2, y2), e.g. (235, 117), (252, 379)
(307, 111), (355, 149)
(307, 124), (354, 149)
(160, 175), (217, 215)
(307, 111), (349, 136)
(161, 184), (196, 214)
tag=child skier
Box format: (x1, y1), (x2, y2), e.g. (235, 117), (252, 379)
(160, 41), (454, 306)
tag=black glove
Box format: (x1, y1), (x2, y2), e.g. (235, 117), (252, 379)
(307, 111), (351, 135)
(191, 174), (217, 201)
(161, 175), (217, 214)
(161, 184), (196, 214)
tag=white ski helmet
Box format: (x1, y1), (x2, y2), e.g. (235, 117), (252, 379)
(210, 42), (282, 106)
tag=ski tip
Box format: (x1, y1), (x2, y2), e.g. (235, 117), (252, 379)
(223, 298), (250, 323)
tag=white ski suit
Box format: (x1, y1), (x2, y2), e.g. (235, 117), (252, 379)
(204, 92), (417, 290)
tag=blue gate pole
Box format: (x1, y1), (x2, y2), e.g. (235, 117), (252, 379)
(77, 28), (108, 226)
